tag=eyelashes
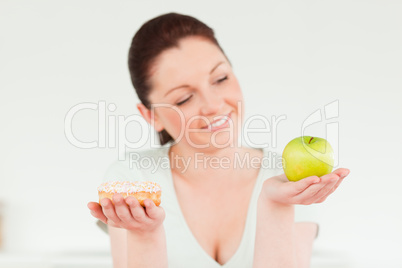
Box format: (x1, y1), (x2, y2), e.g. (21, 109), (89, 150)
(175, 76), (228, 106)
(216, 76), (228, 83)
(176, 96), (192, 106)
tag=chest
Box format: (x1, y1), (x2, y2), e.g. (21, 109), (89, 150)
(172, 173), (257, 265)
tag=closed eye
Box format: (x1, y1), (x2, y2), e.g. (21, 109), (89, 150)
(216, 76), (228, 84)
(176, 95), (192, 106)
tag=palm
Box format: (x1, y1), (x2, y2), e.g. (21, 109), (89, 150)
(262, 168), (350, 205)
(88, 194), (165, 231)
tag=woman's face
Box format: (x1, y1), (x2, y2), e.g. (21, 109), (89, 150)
(147, 36), (244, 149)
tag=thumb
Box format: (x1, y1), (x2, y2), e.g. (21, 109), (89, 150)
(293, 176), (321, 194)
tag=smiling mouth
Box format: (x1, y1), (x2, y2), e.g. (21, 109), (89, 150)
(201, 112), (232, 131)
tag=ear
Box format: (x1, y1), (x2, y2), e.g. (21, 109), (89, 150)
(137, 103), (165, 132)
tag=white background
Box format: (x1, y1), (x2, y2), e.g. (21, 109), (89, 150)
(1, 0), (401, 267)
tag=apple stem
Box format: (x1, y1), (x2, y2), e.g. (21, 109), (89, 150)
(309, 137), (314, 144)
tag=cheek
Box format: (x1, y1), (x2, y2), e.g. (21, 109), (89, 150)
(183, 108), (206, 130)
(156, 108), (184, 133)
(157, 106), (202, 131)
(167, 112), (184, 129)
(228, 78), (244, 107)
(227, 79), (245, 126)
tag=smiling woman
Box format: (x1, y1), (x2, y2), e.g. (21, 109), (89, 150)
(139, 36), (243, 149)
(128, 13), (234, 146)
(87, 12), (350, 268)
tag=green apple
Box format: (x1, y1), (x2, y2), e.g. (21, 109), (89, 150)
(282, 136), (334, 182)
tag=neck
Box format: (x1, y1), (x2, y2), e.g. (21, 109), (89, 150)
(167, 140), (262, 181)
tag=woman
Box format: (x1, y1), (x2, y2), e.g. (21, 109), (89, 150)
(88, 12), (350, 268)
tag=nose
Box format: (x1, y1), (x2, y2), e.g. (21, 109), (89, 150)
(200, 88), (224, 116)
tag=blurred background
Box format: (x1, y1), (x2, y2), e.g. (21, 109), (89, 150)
(0, 0), (401, 267)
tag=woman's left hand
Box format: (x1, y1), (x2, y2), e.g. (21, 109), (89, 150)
(261, 168), (350, 205)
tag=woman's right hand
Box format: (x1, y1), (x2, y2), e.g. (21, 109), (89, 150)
(87, 194), (165, 233)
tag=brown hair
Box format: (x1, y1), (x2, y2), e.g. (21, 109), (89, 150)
(128, 12), (228, 146)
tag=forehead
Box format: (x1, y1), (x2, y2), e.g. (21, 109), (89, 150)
(149, 37), (227, 94)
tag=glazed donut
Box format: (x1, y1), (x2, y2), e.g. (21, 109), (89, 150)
(98, 181), (161, 207)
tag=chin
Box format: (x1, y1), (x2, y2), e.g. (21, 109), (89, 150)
(186, 131), (237, 149)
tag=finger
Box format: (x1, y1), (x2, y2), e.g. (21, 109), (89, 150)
(88, 202), (108, 224)
(100, 197), (122, 225)
(331, 168), (350, 178)
(113, 193), (133, 223)
(319, 172), (340, 185)
(331, 173), (345, 189)
(310, 174), (339, 203)
(88, 201), (103, 213)
(293, 169), (350, 205)
(144, 199), (164, 220)
(292, 176), (321, 194)
(315, 177), (345, 203)
(292, 173), (337, 204)
(306, 169), (348, 202)
(126, 196), (147, 223)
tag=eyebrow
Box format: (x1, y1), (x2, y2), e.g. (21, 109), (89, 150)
(163, 61), (225, 97)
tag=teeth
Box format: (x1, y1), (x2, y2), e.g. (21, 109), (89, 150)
(210, 115), (229, 128)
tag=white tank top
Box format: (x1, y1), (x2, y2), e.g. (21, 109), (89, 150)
(101, 142), (282, 268)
